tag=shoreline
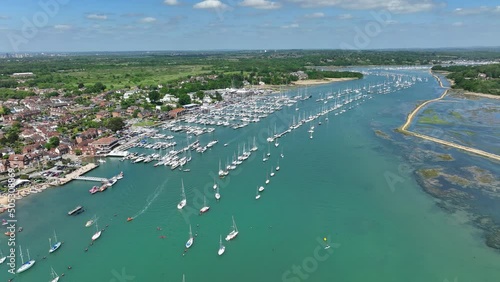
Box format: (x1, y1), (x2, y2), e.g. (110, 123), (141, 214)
(291, 77), (357, 86)
(0, 163), (98, 211)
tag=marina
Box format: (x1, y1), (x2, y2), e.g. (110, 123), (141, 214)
(3, 68), (499, 281)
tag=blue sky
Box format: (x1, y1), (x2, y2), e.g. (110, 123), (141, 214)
(0, 0), (499, 52)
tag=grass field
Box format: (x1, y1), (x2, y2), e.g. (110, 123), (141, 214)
(62, 65), (208, 89)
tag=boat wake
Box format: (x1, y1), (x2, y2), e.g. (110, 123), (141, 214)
(130, 180), (167, 220)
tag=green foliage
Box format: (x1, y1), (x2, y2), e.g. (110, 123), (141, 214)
(45, 136), (60, 150)
(195, 90), (204, 100)
(305, 70), (363, 79)
(105, 117), (125, 132)
(75, 149), (82, 156)
(433, 63), (500, 95)
(148, 90), (160, 103)
(178, 94), (191, 105)
(161, 105), (173, 112)
(0, 106), (11, 115)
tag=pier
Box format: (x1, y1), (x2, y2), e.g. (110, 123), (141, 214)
(74, 176), (108, 182)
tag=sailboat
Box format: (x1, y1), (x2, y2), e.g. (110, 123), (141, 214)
(16, 245), (35, 273)
(225, 216), (239, 241)
(274, 138), (279, 147)
(276, 159), (280, 171)
(258, 185), (264, 192)
(255, 187), (261, 200)
(85, 215), (97, 227)
(48, 230), (62, 253)
(265, 172), (270, 184)
(50, 266), (60, 282)
(0, 249), (6, 264)
(185, 225), (194, 249)
(91, 220), (101, 241)
(213, 178), (218, 190)
(262, 152), (268, 162)
(215, 185), (221, 201)
(250, 137), (258, 152)
(200, 196), (210, 214)
(177, 179), (187, 210)
(218, 235), (225, 256)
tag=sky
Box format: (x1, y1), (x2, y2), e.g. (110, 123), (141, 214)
(0, 0), (499, 52)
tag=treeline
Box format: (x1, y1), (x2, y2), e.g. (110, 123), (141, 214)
(306, 70), (363, 80)
(432, 64), (500, 95)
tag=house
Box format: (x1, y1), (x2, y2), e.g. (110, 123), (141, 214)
(91, 137), (119, 154)
(168, 108), (186, 119)
(22, 142), (43, 154)
(8, 154), (29, 169)
(76, 128), (99, 144)
(0, 160), (8, 173)
(96, 111), (111, 119)
(55, 144), (70, 155)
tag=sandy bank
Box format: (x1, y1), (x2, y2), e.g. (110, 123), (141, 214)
(291, 77), (357, 86)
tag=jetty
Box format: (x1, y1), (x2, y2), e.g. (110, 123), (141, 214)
(74, 176), (108, 182)
(398, 70), (500, 162)
(57, 163), (99, 185)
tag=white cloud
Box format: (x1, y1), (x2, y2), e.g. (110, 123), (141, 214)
(305, 12), (325, 18)
(0, 15), (10, 20)
(281, 23), (299, 28)
(54, 25), (72, 30)
(336, 13), (352, 19)
(164, 0), (180, 5)
(140, 17), (157, 23)
(86, 14), (108, 20)
(194, 0), (229, 9)
(452, 21), (463, 27)
(240, 0), (282, 9)
(453, 6), (500, 16)
(289, 0), (441, 14)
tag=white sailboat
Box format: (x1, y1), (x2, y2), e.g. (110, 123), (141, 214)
(16, 246), (36, 273)
(276, 159), (280, 171)
(265, 172), (270, 184)
(0, 249), (6, 264)
(218, 235), (225, 256)
(274, 138), (279, 147)
(185, 225), (194, 249)
(255, 187), (261, 200)
(91, 221), (101, 241)
(50, 266), (60, 282)
(213, 178), (218, 190)
(225, 216), (239, 241)
(200, 196), (210, 214)
(85, 215), (98, 227)
(250, 137), (258, 152)
(215, 185), (221, 200)
(258, 185), (264, 192)
(48, 230), (62, 253)
(177, 179), (187, 210)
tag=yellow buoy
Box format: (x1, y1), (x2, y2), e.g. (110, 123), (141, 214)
(323, 237), (327, 241)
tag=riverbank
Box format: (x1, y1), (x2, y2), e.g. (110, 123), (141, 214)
(0, 163), (99, 212)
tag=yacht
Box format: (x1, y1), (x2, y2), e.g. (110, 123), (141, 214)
(185, 225), (194, 249)
(177, 180), (187, 210)
(225, 216), (239, 241)
(200, 196), (210, 214)
(218, 235), (225, 256)
(16, 246), (35, 273)
(92, 221), (102, 241)
(48, 231), (61, 253)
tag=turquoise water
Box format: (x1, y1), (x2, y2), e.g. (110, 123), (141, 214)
(2, 68), (500, 282)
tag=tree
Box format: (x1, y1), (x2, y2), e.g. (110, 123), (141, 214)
(161, 105), (173, 112)
(78, 82), (85, 89)
(45, 136), (60, 150)
(148, 90), (160, 104)
(75, 149), (82, 156)
(105, 117), (125, 132)
(132, 109), (139, 118)
(178, 94), (191, 105)
(0, 106), (11, 115)
(195, 90), (205, 101)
